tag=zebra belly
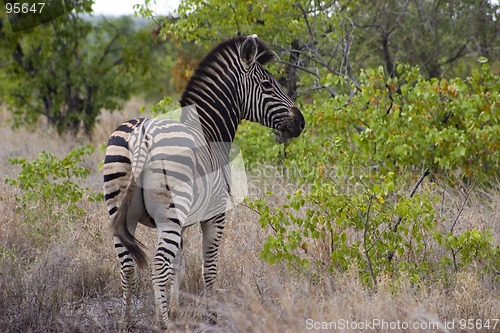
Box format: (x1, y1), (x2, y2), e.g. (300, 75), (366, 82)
(183, 168), (229, 227)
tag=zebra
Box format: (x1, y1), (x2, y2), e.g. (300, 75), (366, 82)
(103, 34), (305, 329)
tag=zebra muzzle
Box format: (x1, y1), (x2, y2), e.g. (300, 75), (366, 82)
(278, 107), (305, 139)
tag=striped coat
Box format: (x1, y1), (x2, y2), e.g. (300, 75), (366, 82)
(103, 35), (305, 329)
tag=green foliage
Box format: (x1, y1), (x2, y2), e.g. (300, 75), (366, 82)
(0, 5), (163, 135)
(145, 0), (499, 104)
(145, 96), (181, 117)
(435, 229), (499, 277)
(308, 63), (499, 184)
(239, 64), (499, 286)
(0, 246), (16, 261)
(4, 145), (102, 236)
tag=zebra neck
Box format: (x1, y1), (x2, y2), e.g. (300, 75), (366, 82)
(180, 102), (239, 144)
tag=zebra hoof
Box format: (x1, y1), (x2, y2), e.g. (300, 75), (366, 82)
(156, 319), (170, 331)
(204, 311), (218, 326)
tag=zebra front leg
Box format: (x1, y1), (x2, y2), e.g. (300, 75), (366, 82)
(200, 214), (226, 324)
(114, 236), (137, 331)
(152, 221), (182, 329)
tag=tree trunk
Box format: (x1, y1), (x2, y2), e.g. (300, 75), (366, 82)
(285, 38), (300, 102)
(382, 32), (395, 77)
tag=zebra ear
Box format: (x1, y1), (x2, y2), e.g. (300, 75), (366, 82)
(240, 36), (258, 67)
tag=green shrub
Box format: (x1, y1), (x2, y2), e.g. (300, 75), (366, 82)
(4, 145), (102, 237)
(237, 64), (500, 286)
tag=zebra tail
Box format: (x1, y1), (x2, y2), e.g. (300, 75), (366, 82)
(112, 176), (148, 269)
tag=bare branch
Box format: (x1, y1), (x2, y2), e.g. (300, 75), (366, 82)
(296, 0), (314, 40)
(342, 19), (361, 91)
(364, 196), (377, 286)
(392, 167), (431, 232)
(97, 32), (122, 67)
(274, 59), (320, 77)
(450, 182), (475, 234)
(438, 43), (468, 67)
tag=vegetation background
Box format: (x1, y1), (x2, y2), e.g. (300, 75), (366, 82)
(0, 0), (499, 332)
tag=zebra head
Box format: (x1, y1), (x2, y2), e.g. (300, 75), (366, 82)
(239, 35), (305, 139)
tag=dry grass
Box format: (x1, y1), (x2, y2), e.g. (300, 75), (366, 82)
(0, 104), (499, 333)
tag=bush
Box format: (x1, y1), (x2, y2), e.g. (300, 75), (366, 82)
(4, 145), (102, 238)
(237, 64), (500, 286)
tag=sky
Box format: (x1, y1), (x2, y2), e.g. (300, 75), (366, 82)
(92, 0), (179, 16)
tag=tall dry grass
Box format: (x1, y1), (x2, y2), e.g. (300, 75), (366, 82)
(0, 103), (498, 332)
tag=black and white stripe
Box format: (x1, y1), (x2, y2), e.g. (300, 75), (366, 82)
(103, 35), (305, 329)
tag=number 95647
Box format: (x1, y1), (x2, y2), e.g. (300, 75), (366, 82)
(5, 2), (46, 14)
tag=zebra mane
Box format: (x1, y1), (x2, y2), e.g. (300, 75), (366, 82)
(180, 36), (275, 107)
(203, 35), (276, 67)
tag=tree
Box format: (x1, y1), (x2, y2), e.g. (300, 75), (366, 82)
(143, 0), (360, 100)
(142, 0), (499, 92)
(0, 1), (160, 135)
(347, 0), (499, 78)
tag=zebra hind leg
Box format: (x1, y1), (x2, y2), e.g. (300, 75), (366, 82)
(200, 213), (226, 324)
(170, 234), (185, 312)
(114, 235), (138, 332)
(152, 220), (182, 329)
